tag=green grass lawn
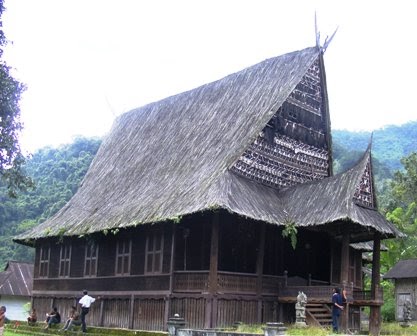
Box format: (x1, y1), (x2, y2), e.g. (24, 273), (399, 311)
(235, 322), (417, 335)
(5, 322), (417, 336)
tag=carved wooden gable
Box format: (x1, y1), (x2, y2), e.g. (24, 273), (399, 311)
(231, 58), (331, 189)
(353, 156), (375, 209)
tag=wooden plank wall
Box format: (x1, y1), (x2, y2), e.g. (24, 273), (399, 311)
(53, 298), (78, 322)
(133, 298), (165, 331)
(170, 297), (206, 328)
(262, 299), (278, 322)
(32, 297), (77, 323)
(102, 299), (130, 328)
(395, 279), (416, 321)
(217, 298), (258, 327)
(33, 295), (283, 330)
(32, 297), (53, 321)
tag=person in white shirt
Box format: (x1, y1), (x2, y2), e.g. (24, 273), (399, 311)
(78, 290), (96, 333)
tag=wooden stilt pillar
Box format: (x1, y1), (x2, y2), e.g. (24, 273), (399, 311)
(340, 228), (350, 332)
(207, 211), (219, 328)
(99, 299), (104, 327)
(256, 223), (266, 323)
(369, 233), (381, 336)
(129, 294), (135, 330)
(165, 223), (176, 325)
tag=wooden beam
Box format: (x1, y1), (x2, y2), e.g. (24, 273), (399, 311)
(256, 222), (266, 322)
(129, 294), (135, 329)
(169, 223), (176, 293)
(209, 212), (219, 294)
(340, 227), (349, 332)
(99, 299), (104, 327)
(340, 227), (349, 284)
(207, 211), (219, 328)
(165, 222), (176, 324)
(369, 232), (381, 336)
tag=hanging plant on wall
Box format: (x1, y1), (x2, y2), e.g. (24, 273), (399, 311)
(282, 219), (298, 250)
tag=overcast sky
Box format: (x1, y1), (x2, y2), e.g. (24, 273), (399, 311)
(3, 0), (416, 153)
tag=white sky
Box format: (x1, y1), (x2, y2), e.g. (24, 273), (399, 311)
(3, 0), (417, 153)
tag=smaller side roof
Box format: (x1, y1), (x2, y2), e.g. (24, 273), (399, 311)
(384, 259), (417, 279)
(0, 261), (33, 296)
(279, 147), (403, 240)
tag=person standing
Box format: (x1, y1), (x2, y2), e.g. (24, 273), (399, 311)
(79, 289), (97, 333)
(0, 306), (6, 336)
(332, 287), (344, 333)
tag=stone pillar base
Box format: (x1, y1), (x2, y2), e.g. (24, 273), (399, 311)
(400, 322), (413, 328)
(263, 322), (287, 336)
(294, 322), (307, 328)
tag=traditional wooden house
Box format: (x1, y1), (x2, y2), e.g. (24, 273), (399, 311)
(0, 261), (33, 321)
(14, 46), (402, 334)
(384, 259), (417, 321)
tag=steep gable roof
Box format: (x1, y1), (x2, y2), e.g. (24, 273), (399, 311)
(0, 261), (33, 296)
(14, 46), (401, 245)
(384, 259), (417, 279)
(15, 47), (321, 242)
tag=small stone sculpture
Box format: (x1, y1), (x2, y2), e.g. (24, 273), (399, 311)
(400, 299), (413, 327)
(295, 291), (307, 327)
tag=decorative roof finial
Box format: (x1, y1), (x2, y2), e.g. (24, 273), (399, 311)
(322, 27), (339, 52)
(315, 11), (320, 49)
(315, 11), (338, 53)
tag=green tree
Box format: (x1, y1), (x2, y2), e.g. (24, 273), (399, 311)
(0, 136), (101, 269)
(0, 0), (33, 197)
(378, 153), (417, 321)
(381, 153), (417, 268)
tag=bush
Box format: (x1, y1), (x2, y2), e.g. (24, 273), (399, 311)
(381, 280), (396, 322)
(381, 295), (396, 322)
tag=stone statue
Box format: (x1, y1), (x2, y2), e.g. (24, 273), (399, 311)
(295, 291), (307, 327)
(401, 299), (413, 328)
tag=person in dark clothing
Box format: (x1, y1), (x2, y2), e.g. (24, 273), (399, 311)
(44, 307), (61, 329)
(27, 308), (37, 325)
(332, 287), (344, 333)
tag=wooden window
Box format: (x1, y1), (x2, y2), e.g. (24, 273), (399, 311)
(84, 243), (98, 277)
(39, 246), (50, 278)
(59, 244), (72, 278)
(145, 231), (164, 274)
(116, 239), (131, 275)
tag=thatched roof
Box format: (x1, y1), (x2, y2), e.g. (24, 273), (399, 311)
(14, 46), (401, 245)
(384, 259), (417, 279)
(279, 148), (403, 241)
(0, 261), (33, 296)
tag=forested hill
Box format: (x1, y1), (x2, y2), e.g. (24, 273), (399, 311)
(0, 137), (101, 269)
(0, 121), (416, 269)
(332, 120), (417, 172)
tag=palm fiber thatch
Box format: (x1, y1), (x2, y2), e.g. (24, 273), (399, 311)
(14, 46), (401, 244)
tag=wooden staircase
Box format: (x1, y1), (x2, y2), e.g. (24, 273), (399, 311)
(305, 303), (332, 327)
